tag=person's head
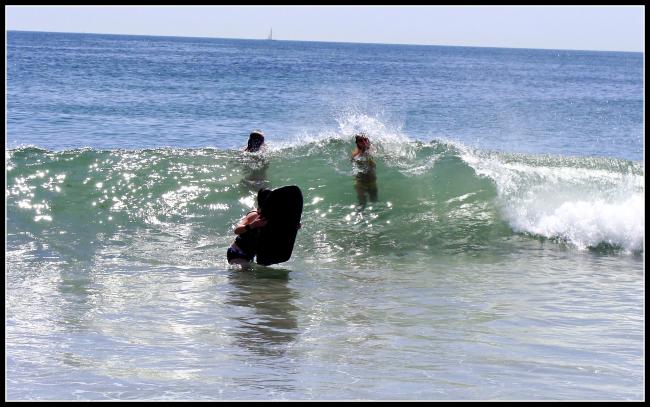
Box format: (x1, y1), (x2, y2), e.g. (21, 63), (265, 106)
(355, 133), (370, 150)
(246, 130), (265, 152)
(257, 187), (272, 209)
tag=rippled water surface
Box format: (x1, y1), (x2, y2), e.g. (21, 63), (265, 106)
(6, 31), (644, 400)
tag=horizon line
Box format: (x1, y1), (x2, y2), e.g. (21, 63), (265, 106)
(6, 29), (644, 54)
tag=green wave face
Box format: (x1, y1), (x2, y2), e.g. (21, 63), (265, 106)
(6, 139), (644, 267)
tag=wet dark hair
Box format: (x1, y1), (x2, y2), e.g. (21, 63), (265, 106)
(355, 133), (369, 143)
(257, 188), (272, 209)
(246, 131), (265, 152)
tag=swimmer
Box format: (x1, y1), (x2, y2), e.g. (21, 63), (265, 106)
(226, 188), (271, 265)
(351, 133), (378, 208)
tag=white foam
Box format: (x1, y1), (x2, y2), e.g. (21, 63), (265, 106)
(460, 146), (645, 252)
(507, 194), (644, 252)
(266, 111), (416, 158)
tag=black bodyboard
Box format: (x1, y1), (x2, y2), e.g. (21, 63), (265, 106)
(256, 185), (303, 266)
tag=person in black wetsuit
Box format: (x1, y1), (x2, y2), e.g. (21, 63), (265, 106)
(227, 188), (272, 265)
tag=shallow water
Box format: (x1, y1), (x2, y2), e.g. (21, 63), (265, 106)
(6, 245), (643, 400)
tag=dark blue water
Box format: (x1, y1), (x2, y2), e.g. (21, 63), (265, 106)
(7, 31), (643, 160)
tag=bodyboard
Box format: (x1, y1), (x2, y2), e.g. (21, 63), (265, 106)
(256, 185), (303, 265)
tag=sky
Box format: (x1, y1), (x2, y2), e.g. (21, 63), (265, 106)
(5, 5), (645, 52)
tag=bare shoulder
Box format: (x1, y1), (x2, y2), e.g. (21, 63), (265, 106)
(245, 210), (260, 221)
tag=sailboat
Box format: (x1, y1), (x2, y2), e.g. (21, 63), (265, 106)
(267, 28), (273, 41)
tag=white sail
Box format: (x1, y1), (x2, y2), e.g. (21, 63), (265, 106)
(268, 28), (273, 40)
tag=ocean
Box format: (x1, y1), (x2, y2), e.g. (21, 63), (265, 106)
(6, 31), (644, 400)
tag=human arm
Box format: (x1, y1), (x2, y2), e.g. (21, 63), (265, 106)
(234, 211), (268, 235)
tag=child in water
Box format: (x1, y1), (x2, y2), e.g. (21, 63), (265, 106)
(227, 187), (302, 266)
(351, 133), (378, 208)
(227, 188), (271, 265)
(240, 130), (269, 192)
(244, 130), (266, 153)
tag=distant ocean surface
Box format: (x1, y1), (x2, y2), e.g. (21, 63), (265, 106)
(6, 31), (644, 400)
